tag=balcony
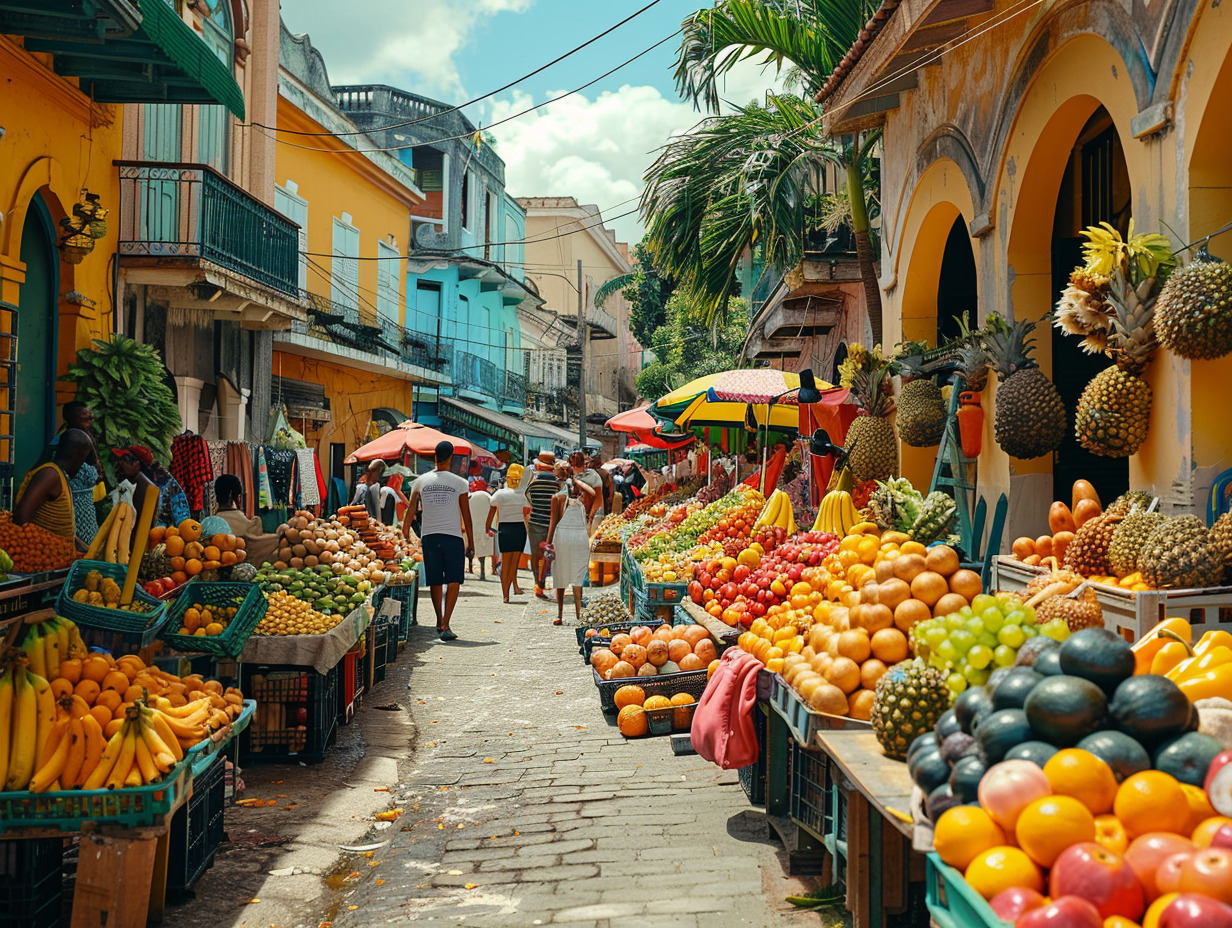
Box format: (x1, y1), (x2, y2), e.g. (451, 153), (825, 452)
(452, 351), (501, 400)
(116, 162), (307, 327)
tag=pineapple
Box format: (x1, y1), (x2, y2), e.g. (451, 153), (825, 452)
(1106, 490), (1157, 516)
(870, 658), (951, 760)
(894, 349), (946, 447)
(1210, 512), (1232, 584)
(1036, 587), (1103, 631)
(1064, 513), (1121, 577)
(954, 337), (990, 393)
(984, 314), (1066, 460)
(1107, 511), (1164, 578)
(1136, 515), (1223, 590)
(1073, 271), (1158, 457)
(1155, 250), (1232, 361)
(841, 347), (898, 482)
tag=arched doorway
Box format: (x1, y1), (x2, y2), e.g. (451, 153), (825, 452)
(936, 216), (977, 344)
(15, 196), (58, 484)
(1049, 107), (1130, 504)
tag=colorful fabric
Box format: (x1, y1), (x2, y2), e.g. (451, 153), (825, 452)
(69, 462), (99, 545)
(256, 447), (273, 509)
(312, 453), (326, 513)
(157, 476), (191, 527)
(265, 448), (295, 505)
(225, 442), (256, 518)
(169, 433), (213, 512)
(296, 449), (320, 506)
(525, 472), (559, 528)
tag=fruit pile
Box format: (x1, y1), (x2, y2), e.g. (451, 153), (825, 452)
(268, 511), (400, 583)
(255, 565), (372, 616)
(255, 589), (347, 636)
(0, 513), (80, 573)
(912, 624), (1232, 926)
(172, 595), (244, 638)
(579, 591), (631, 627)
(629, 487), (765, 564)
(589, 623), (718, 680)
(612, 685), (698, 737)
(3, 617), (244, 793)
(143, 520), (247, 588)
(68, 569), (155, 614)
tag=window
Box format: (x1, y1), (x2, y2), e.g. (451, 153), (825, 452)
(331, 215), (360, 311)
(376, 240), (400, 321)
(460, 171), (472, 231)
(484, 191), (494, 260)
(199, 3), (233, 173)
(275, 183), (308, 293)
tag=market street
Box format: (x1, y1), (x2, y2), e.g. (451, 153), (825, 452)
(167, 575), (819, 928)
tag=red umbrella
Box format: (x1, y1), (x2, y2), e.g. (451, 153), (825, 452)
(344, 421), (478, 464)
(607, 405), (694, 450)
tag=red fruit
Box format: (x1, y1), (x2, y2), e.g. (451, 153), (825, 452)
(1177, 847), (1232, 904)
(1126, 833), (1195, 900)
(1155, 852), (1193, 897)
(1213, 825), (1232, 850)
(1049, 843), (1145, 921)
(734, 565), (750, 582)
(1015, 896), (1103, 928)
(1206, 751), (1232, 817)
(1158, 893), (1232, 928)
(990, 887), (1047, 923)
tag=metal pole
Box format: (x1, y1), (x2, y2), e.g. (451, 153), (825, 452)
(577, 258), (586, 451)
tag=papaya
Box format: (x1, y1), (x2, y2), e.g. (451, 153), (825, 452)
(1072, 479), (1101, 513)
(1049, 501), (1076, 534)
(1052, 531), (1075, 562)
(1073, 498), (1102, 528)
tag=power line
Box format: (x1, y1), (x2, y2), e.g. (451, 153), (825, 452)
(256, 0), (666, 138)
(256, 31), (681, 155)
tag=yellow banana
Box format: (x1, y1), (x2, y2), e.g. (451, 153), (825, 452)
(43, 624), (61, 680)
(85, 503), (119, 560)
(811, 495), (828, 533)
(781, 497), (796, 534)
(79, 713), (106, 788)
(83, 729), (126, 790)
(6, 668), (37, 790)
(139, 722), (176, 775)
(0, 667), (13, 787)
(55, 619), (71, 668)
(37, 712), (67, 770)
(850, 521), (880, 535)
(68, 625), (88, 659)
(32, 672), (56, 772)
(133, 735), (159, 784)
(144, 709), (184, 761)
(104, 725), (138, 790)
(756, 492), (780, 529)
(61, 717), (87, 789)
(123, 764), (143, 788)
(821, 491), (839, 533)
(29, 719), (71, 794)
(24, 627), (46, 680)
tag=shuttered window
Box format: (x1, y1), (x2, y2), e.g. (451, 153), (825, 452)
(376, 240), (400, 320)
(275, 184), (308, 293)
(331, 216), (360, 310)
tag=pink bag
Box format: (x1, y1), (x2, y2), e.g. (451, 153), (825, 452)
(690, 648), (762, 770)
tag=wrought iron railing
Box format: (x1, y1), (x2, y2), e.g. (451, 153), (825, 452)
(453, 351), (501, 399)
(296, 293), (453, 374)
(502, 370), (528, 407)
(116, 161), (300, 297)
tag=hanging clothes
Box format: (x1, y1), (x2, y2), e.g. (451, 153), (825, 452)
(157, 475), (191, 527)
(264, 448), (296, 506)
(256, 447), (273, 509)
(296, 449), (320, 507)
(69, 462), (100, 546)
(170, 433), (213, 513)
(224, 442), (256, 518)
(313, 452), (327, 515)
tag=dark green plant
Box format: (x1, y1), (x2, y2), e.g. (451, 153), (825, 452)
(634, 293), (750, 399)
(61, 335), (182, 483)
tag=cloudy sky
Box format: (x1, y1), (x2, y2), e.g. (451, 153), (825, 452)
(278, 0), (783, 246)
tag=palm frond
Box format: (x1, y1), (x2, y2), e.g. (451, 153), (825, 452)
(593, 273), (638, 308)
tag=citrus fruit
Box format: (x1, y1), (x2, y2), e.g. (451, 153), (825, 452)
(643, 695), (672, 711)
(616, 705), (647, 737)
(1015, 795), (1097, 867)
(934, 806), (1007, 870)
(1142, 893), (1179, 928)
(1094, 814), (1129, 856)
(1044, 748), (1119, 815)
(1181, 783), (1217, 833)
(612, 685), (645, 710)
(1114, 771), (1190, 838)
(1193, 816), (1232, 848)
(964, 846), (1044, 900)
(670, 693), (695, 730)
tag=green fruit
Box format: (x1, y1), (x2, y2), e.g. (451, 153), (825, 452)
(1023, 675), (1108, 746)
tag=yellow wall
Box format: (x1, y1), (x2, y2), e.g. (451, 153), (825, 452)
(0, 38), (120, 391)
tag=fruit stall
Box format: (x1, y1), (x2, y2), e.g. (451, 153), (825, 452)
(0, 500), (422, 927)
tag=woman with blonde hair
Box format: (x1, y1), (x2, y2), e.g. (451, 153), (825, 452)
(486, 462), (530, 602)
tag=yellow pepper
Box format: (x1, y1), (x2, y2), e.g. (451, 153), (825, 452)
(1132, 617), (1192, 675)
(1173, 646), (1232, 701)
(1150, 640), (1193, 677)
(1167, 630), (1232, 682)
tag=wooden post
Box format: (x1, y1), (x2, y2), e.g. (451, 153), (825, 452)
(72, 825), (160, 928)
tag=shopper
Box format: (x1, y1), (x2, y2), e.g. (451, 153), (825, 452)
(46, 402), (105, 542)
(546, 469), (590, 625)
(568, 450), (602, 531)
(486, 467), (531, 603)
(14, 429), (93, 543)
(403, 441), (473, 641)
(525, 451), (560, 599)
(352, 460), (394, 522)
(213, 474), (279, 565)
(467, 480), (494, 579)
(592, 450), (618, 516)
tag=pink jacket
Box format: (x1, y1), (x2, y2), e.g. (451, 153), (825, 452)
(691, 648), (762, 769)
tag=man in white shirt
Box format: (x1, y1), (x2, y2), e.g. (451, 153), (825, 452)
(403, 441), (473, 641)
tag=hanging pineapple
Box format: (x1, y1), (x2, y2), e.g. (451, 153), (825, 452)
(839, 343), (898, 482)
(893, 343), (945, 448)
(1154, 247), (1232, 361)
(1054, 221), (1175, 457)
(984, 314), (1066, 460)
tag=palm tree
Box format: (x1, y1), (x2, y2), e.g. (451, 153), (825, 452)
(644, 0), (883, 339)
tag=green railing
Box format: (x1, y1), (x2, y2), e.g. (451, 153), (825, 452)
(116, 161), (300, 297)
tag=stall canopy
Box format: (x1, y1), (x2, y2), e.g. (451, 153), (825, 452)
(344, 421), (479, 464)
(665, 369), (848, 432)
(438, 396), (564, 461)
(606, 405), (695, 451)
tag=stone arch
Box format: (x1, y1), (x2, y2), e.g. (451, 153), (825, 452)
(2, 157), (72, 264)
(915, 125), (985, 207)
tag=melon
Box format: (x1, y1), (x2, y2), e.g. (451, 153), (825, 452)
(1023, 675), (1107, 746)
(977, 708), (1034, 765)
(1004, 741), (1060, 768)
(1076, 730), (1152, 783)
(950, 754), (987, 803)
(1152, 731), (1224, 787)
(1058, 628), (1135, 695)
(1108, 674), (1192, 747)
(992, 668), (1044, 711)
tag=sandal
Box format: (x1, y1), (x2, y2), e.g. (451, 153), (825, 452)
(553, 617), (563, 626)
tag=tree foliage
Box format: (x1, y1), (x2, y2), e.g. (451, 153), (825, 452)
(635, 293), (750, 400)
(594, 240), (675, 349)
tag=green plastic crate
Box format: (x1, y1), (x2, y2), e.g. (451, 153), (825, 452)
(56, 559), (169, 651)
(160, 582), (267, 658)
(926, 853), (1001, 928)
(186, 699), (256, 777)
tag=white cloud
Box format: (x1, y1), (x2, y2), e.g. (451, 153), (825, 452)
(488, 59), (786, 246)
(282, 0), (532, 101)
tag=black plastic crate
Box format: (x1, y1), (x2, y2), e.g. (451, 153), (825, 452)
(372, 622), (393, 686)
(383, 619), (398, 667)
(240, 663), (339, 763)
(789, 738), (829, 840)
(0, 838), (63, 928)
(167, 753), (227, 894)
(737, 704), (768, 807)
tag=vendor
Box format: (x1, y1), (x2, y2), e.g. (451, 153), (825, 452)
(352, 460), (394, 523)
(213, 474), (278, 565)
(14, 429), (94, 544)
(112, 446), (162, 522)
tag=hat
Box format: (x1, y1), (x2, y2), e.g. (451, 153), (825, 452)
(111, 445), (154, 467)
(536, 451), (555, 469)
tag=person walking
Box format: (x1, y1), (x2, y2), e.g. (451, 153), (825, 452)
(403, 441), (473, 641)
(467, 481), (494, 579)
(568, 450), (602, 532)
(525, 451), (560, 599)
(486, 467), (530, 603)
(546, 470), (590, 625)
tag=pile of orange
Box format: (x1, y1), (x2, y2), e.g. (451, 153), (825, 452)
(151, 520), (247, 586)
(614, 685), (698, 737)
(591, 623), (719, 680)
(0, 512), (80, 572)
(175, 600), (242, 638)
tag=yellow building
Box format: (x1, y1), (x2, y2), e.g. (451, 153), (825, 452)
(271, 26), (447, 479)
(0, 0), (246, 501)
(822, 0), (1232, 539)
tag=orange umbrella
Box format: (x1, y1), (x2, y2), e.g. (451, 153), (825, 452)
(606, 405), (694, 450)
(344, 421), (478, 464)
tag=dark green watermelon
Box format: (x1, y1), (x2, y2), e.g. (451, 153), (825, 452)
(977, 708), (1034, 765)
(1005, 740), (1060, 767)
(1024, 675), (1108, 746)
(1015, 636), (1060, 668)
(954, 687), (994, 735)
(1058, 628), (1135, 694)
(950, 755), (987, 803)
(935, 709), (962, 744)
(911, 748), (952, 794)
(1108, 675), (1192, 747)
(1153, 731), (1225, 787)
(1077, 730), (1152, 782)
(907, 733), (936, 763)
(1034, 650), (1063, 676)
(992, 668), (1044, 711)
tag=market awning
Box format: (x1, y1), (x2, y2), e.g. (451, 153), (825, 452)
(438, 396), (561, 451)
(14, 0), (246, 119)
(344, 421), (479, 464)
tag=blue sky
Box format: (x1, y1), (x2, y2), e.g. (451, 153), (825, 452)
(279, 0), (782, 245)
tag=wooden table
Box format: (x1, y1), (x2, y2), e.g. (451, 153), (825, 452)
(816, 730), (922, 928)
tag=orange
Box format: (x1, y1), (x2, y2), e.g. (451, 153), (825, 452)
(933, 806), (1007, 870)
(1044, 748), (1119, 815)
(1015, 795), (1097, 867)
(1192, 816), (1232, 847)
(202, 545), (221, 563)
(221, 550), (237, 565)
(94, 689), (122, 713)
(1094, 814), (1129, 856)
(178, 519), (202, 542)
(1181, 783), (1217, 833)
(89, 705), (111, 729)
(670, 693), (695, 730)
(170, 571), (188, 586)
(1142, 893), (1179, 928)
(103, 718), (123, 737)
(185, 541), (204, 559)
(205, 622), (224, 636)
(58, 658), (82, 685)
(164, 535), (185, 557)
(1114, 771), (1190, 838)
(183, 607), (201, 631)
(82, 654), (111, 684)
(616, 705), (647, 737)
(964, 846), (1043, 900)
(185, 558), (203, 577)
(707, 660), (719, 680)
(50, 678), (73, 701)
(101, 670), (130, 693)
(612, 685), (644, 710)
(643, 695), (672, 711)
(148, 526), (166, 545)
(73, 679), (101, 705)
(169, 556), (186, 572)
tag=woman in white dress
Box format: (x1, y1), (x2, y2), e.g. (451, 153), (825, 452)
(546, 472), (590, 625)
(467, 486), (494, 580)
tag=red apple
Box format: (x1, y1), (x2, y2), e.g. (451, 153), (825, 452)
(1049, 843), (1145, 921)
(978, 760), (1053, 831)
(1126, 833), (1195, 900)
(1177, 847), (1232, 904)
(1155, 852), (1193, 897)
(1158, 893), (1232, 928)
(1206, 751), (1232, 817)
(1213, 825), (1232, 850)
(1015, 896), (1103, 928)
(990, 887), (1047, 923)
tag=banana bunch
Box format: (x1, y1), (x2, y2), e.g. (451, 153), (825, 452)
(813, 489), (860, 535)
(1, 658), (57, 792)
(18, 615), (87, 680)
(754, 489), (797, 534)
(85, 500), (136, 563)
